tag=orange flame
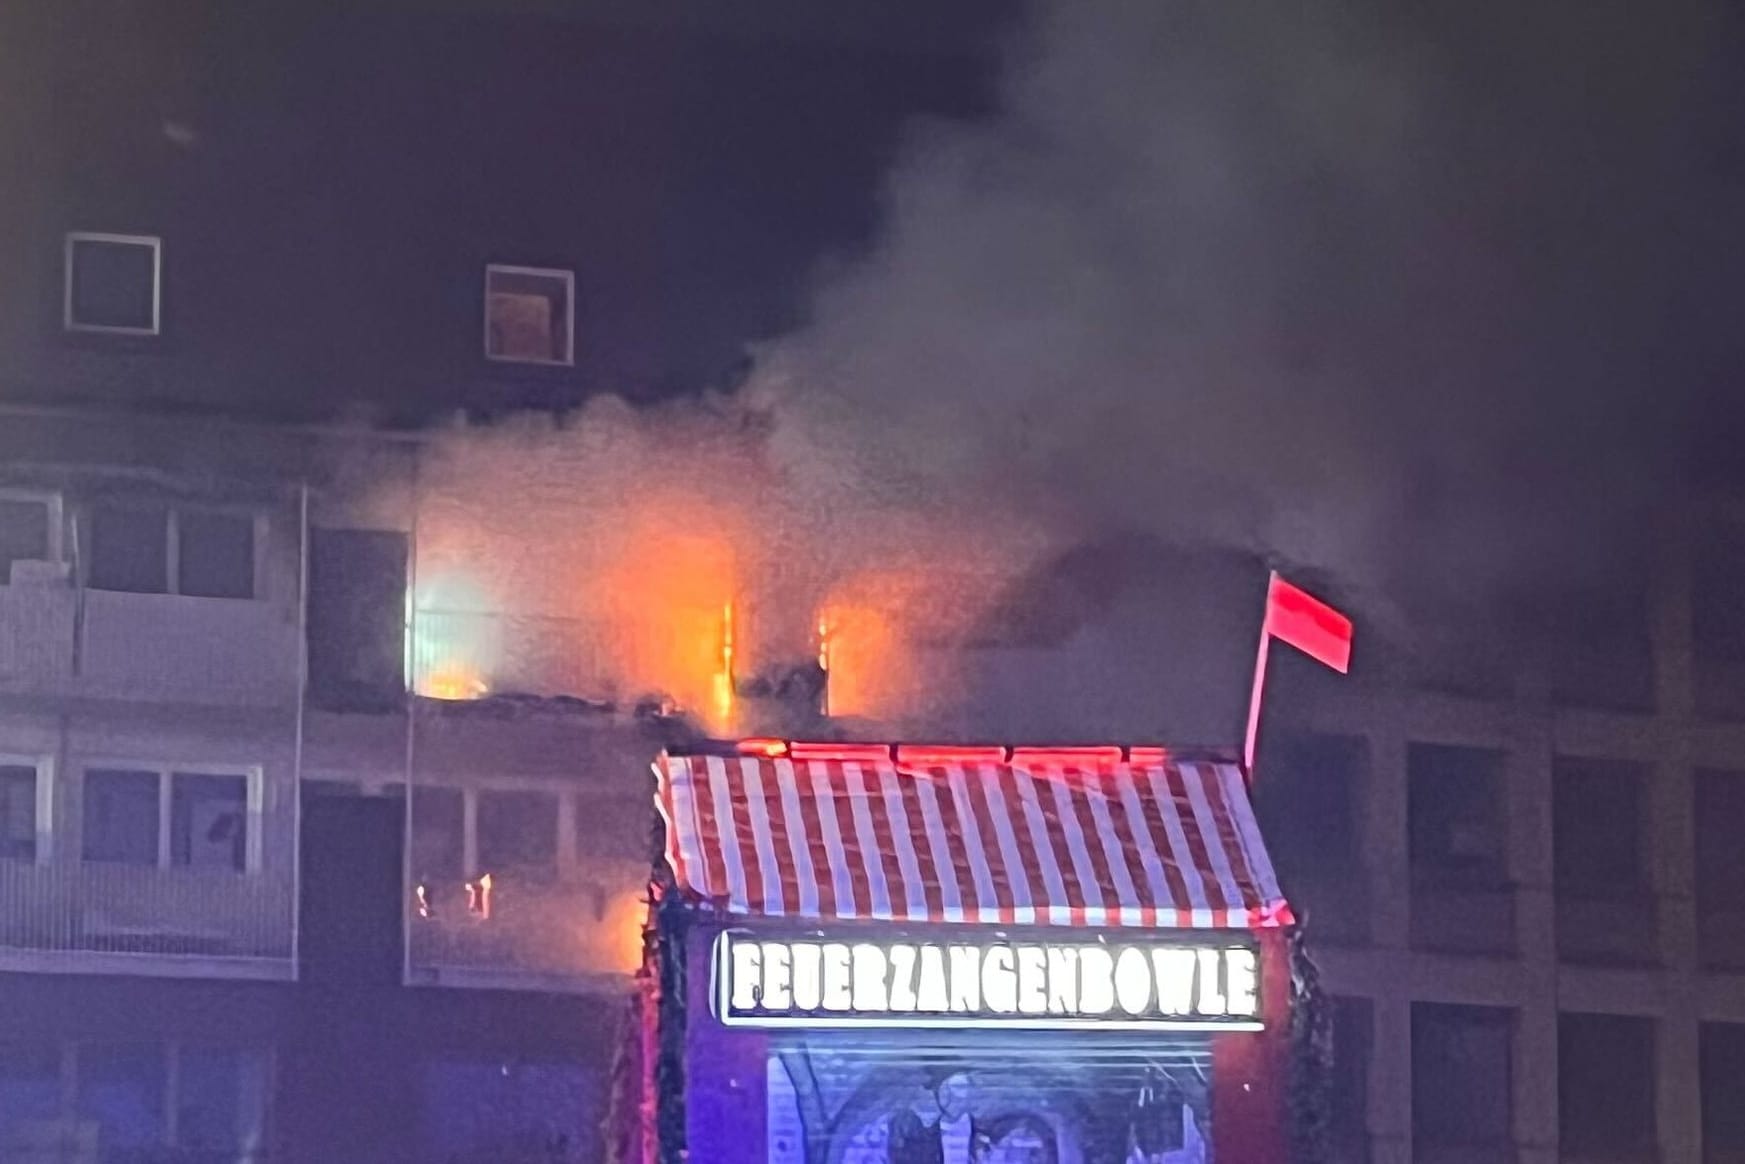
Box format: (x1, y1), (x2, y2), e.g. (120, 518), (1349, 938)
(420, 668), (488, 701)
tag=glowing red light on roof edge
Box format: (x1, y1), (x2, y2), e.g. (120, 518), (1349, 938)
(731, 740), (1178, 766)
(789, 741), (891, 763)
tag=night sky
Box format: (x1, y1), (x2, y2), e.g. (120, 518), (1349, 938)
(4, 0), (1745, 644)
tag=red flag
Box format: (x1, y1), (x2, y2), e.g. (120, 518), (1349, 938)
(1263, 574), (1352, 673)
(1246, 572), (1353, 773)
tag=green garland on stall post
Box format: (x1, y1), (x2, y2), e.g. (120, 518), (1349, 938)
(653, 884), (691, 1164)
(1288, 924), (1335, 1164)
(649, 787), (692, 1164)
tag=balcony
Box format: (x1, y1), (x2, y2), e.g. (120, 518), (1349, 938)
(406, 857), (647, 991)
(0, 859), (295, 976)
(410, 609), (615, 703)
(0, 582), (297, 707)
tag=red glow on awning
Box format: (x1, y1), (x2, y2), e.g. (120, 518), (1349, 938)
(894, 745), (1011, 767)
(736, 737), (790, 758)
(1011, 745), (1125, 767)
(788, 741), (892, 763)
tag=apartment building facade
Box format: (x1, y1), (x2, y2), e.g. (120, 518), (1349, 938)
(0, 405), (665, 1162)
(10, 6), (1745, 1164)
(1254, 506), (1745, 1164)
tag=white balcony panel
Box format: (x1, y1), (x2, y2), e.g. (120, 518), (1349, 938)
(0, 859), (294, 976)
(80, 592), (296, 706)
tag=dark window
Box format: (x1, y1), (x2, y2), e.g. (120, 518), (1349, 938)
(1409, 744), (1506, 883)
(582, 790), (655, 863)
(1696, 512), (1745, 666)
(75, 1043), (166, 1153)
(87, 506), (169, 593)
(1256, 732), (1364, 877)
(0, 766), (35, 861)
(171, 773), (247, 871)
(1412, 1003), (1512, 1146)
(1696, 769), (1745, 914)
(1554, 758), (1646, 897)
(1544, 581), (1655, 712)
(0, 498), (52, 580)
(1559, 1013), (1656, 1155)
(0, 1041), (61, 1150)
(1702, 1022), (1745, 1157)
(177, 511), (254, 599)
(485, 265), (573, 365)
(82, 769), (160, 865)
(86, 506), (256, 598)
(307, 528), (409, 711)
(177, 1046), (266, 1152)
(1331, 996), (1372, 1159)
(419, 1058), (593, 1164)
(411, 785), (464, 884)
(477, 789), (559, 878)
(65, 234), (160, 333)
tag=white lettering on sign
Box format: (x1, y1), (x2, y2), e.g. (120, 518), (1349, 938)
(715, 934), (1265, 1031)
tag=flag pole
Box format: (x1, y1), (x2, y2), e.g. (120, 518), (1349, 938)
(1242, 571), (1279, 777)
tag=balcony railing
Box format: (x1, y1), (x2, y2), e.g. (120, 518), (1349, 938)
(406, 858), (647, 989)
(0, 859), (295, 971)
(409, 609), (616, 703)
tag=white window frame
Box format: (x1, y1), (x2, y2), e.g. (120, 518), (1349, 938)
(38, 1039), (272, 1156)
(410, 778), (571, 880)
(81, 504), (265, 600)
(483, 263), (575, 367)
(0, 752), (53, 865)
(79, 761), (264, 874)
(63, 231), (163, 336)
(0, 489), (64, 580)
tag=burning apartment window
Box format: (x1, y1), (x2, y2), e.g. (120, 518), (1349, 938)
(81, 768), (161, 865)
(86, 504), (256, 598)
(0, 493), (59, 583)
(1553, 757), (1646, 899)
(0, 765), (38, 862)
(64, 232), (162, 334)
(484, 264), (574, 365)
(1411, 1003), (1513, 1149)
(476, 788), (559, 880)
(1408, 743), (1506, 885)
(171, 773), (247, 872)
(1559, 1013), (1656, 1157)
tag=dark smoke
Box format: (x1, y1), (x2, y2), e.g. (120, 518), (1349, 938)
(757, 0), (1742, 629)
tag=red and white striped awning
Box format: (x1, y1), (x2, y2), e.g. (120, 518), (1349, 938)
(655, 745), (1292, 930)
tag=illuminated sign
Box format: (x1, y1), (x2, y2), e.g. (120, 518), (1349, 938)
(713, 933), (1262, 1032)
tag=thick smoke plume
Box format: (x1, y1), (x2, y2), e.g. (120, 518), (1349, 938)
(411, 0), (1742, 732)
(758, 0), (1735, 617)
